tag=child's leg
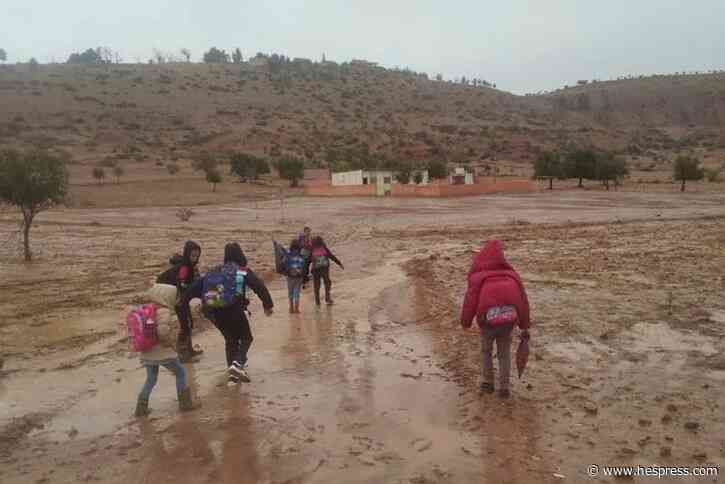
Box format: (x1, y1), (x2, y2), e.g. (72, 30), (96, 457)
(161, 358), (188, 395)
(496, 330), (513, 391)
(313, 270), (322, 305)
(287, 277), (296, 312)
(292, 277), (302, 312)
(480, 328), (495, 387)
(139, 364), (160, 401)
(322, 268), (332, 303)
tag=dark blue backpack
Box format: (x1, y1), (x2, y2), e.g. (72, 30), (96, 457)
(202, 263), (246, 309)
(286, 254), (306, 277)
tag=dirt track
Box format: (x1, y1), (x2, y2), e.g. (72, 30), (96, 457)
(1, 190), (725, 483)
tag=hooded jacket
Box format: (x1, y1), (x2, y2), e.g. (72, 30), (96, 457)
(460, 240), (530, 330)
(140, 283), (180, 363)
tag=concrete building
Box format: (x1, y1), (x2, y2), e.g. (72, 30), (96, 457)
(331, 169), (429, 196)
(449, 167), (474, 185)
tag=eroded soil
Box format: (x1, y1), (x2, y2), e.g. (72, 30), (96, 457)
(1, 190), (724, 483)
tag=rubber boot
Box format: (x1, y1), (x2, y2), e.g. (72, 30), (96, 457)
(134, 398), (150, 417)
(178, 388), (198, 412)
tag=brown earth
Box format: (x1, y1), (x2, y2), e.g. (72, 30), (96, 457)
(1, 188), (725, 483)
(1, 62), (724, 181)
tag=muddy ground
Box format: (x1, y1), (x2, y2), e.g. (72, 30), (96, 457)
(1, 190), (725, 483)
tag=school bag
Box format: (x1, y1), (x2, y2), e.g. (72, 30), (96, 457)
(202, 263), (247, 310)
(311, 247), (330, 270)
(481, 305), (518, 337)
(286, 254), (306, 277)
(126, 304), (159, 352)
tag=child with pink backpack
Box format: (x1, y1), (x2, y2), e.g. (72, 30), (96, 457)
(127, 283), (196, 416)
(310, 236), (344, 306)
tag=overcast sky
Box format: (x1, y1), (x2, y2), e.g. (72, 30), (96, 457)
(1, 0), (723, 94)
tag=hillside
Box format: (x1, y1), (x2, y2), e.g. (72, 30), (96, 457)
(1, 61), (724, 179)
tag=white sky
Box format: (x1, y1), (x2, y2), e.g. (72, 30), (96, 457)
(1, 0), (723, 94)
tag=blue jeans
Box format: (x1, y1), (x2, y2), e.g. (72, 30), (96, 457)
(138, 358), (187, 401)
(287, 276), (303, 303)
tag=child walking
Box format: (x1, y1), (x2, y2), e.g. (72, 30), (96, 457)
(133, 283), (196, 417)
(285, 238), (307, 313)
(460, 240), (530, 399)
(309, 236), (344, 306)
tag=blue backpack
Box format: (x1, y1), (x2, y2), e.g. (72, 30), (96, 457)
(202, 263), (246, 310)
(286, 254), (306, 277)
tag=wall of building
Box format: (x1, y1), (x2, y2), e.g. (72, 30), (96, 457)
(331, 170), (364, 186)
(305, 185), (377, 197)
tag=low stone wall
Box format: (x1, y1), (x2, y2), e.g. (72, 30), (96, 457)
(304, 184), (377, 197)
(391, 179), (537, 197)
(305, 179), (537, 197)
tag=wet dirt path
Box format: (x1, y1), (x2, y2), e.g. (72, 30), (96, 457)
(2, 192), (725, 483)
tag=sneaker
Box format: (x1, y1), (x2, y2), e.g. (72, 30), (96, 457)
(479, 382), (495, 394)
(229, 361), (251, 383)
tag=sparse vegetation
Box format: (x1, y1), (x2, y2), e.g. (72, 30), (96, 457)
(92, 167), (106, 185)
(705, 167), (722, 182)
(113, 165), (124, 183)
(203, 47), (230, 64)
(176, 207), (194, 222)
(230, 152), (270, 182)
(533, 151), (563, 189)
(166, 162), (180, 175)
(206, 168), (222, 191)
(673, 155), (704, 192)
(0, 149), (69, 261)
(0, 48), (7, 63)
(275, 157), (305, 187)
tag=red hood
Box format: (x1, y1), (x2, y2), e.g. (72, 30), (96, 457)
(468, 240), (513, 277)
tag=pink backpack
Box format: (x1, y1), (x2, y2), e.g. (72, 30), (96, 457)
(126, 304), (159, 352)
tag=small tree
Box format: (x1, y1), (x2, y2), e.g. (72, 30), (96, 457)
(230, 152), (269, 182)
(28, 57), (39, 69)
(192, 152), (217, 173)
(180, 48), (191, 62)
(206, 168), (222, 192)
(275, 158), (305, 187)
(673, 155), (704, 192)
(113, 165), (124, 184)
(203, 47), (230, 63)
(595, 154), (627, 191)
(0, 48), (7, 63)
(232, 48), (243, 64)
(533, 151), (563, 190)
(92, 167), (106, 185)
(564, 149), (597, 187)
(166, 162), (180, 175)
(427, 159), (447, 179)
(0, 149), (69, 261)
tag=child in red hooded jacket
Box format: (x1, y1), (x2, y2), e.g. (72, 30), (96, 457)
(460, 240), (530, 399)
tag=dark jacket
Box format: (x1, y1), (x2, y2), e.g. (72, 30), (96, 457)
(176, 245), (273, 328)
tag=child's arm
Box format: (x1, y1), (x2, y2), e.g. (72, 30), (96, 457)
(460, 277), (481, 328)
(324, 244), (344, 269)
(245, 269), (274, 313)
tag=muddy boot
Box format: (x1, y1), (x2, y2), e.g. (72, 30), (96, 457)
(289, 301), (295, 314)
(294, 301), (300, 314)
(479, 382), (495, 394)
(134, 398), (151, 417)
(498, 388), (511, 400)
(178, 388), (198, 412)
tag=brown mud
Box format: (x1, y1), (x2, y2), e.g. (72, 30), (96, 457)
(1, 190), (725, 483)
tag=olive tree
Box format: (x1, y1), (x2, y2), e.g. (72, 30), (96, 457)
(0, 149), (68, 261)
